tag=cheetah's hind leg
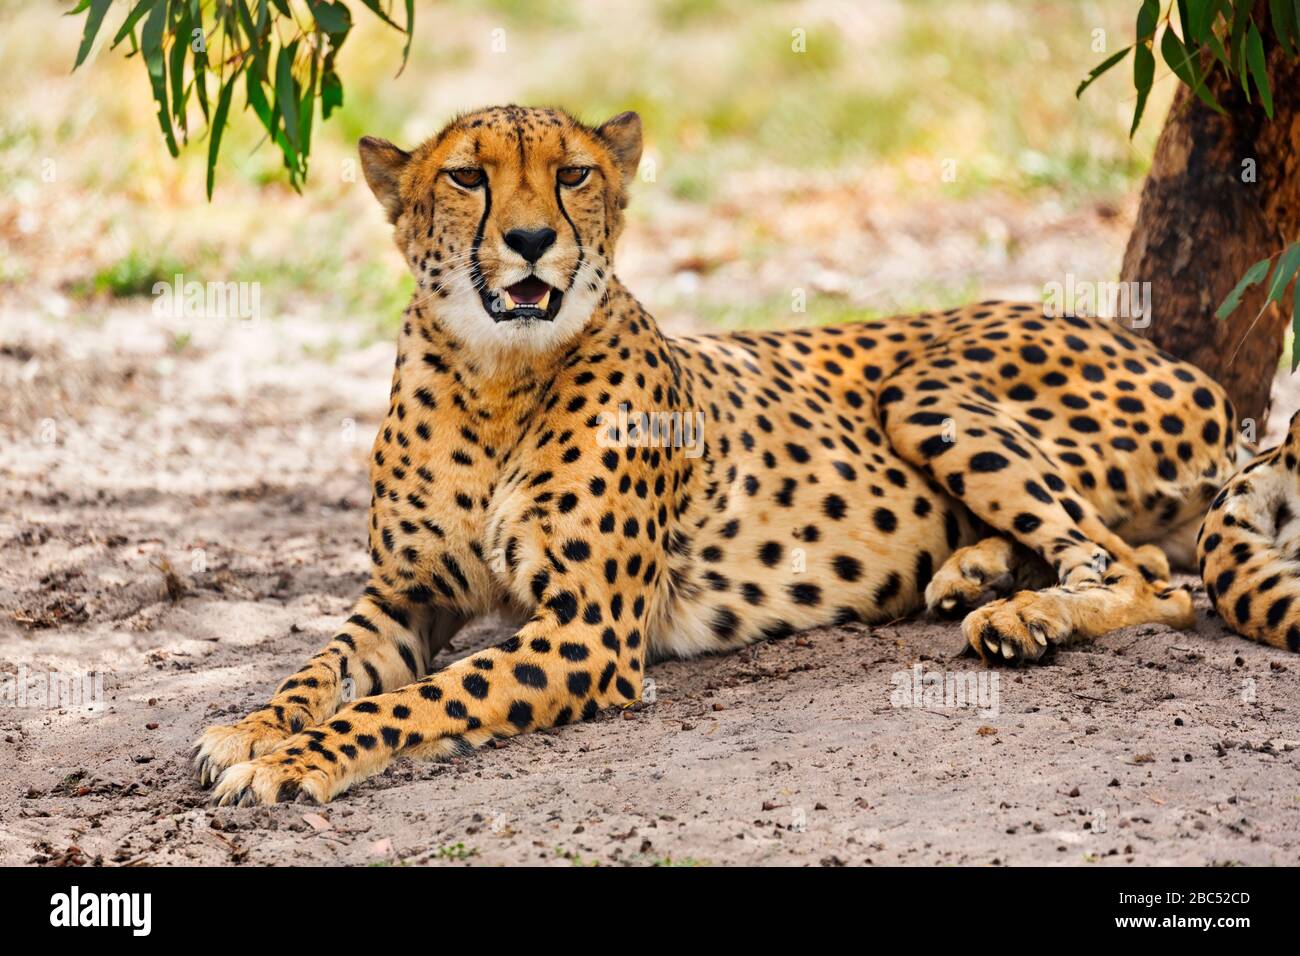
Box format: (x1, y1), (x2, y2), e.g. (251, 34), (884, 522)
(882, 376), (1193, 664)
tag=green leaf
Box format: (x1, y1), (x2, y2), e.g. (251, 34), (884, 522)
(248, 46), (302, 187)
(236, 0), (269, 76)
(355, 0), (403, 31)
(1132, 42), (1155, 136)
(1204, 29), (1231, 71)
(1246, 22), (1273, 118)
(1216, 256), (1273, 319)
(1273, 0), (1299, 56)
(1160, 26), (1191, 82)
(276, 41), (301, 153)
(111, 0), (154, 50)
(191, 2), (209, 123)
(1076, 45), (1131, 98)
(1160, 21), (1226, 115)
(309, 0), (351, 35)
(170, 4), (192, 139)
(71, 0), (113, 69)
(1137, 0), (1160, 42)
(1129, 0), (1160, 135)
(140, 0), (178, 157)
(1185, 0), (1221, 41)
(299, 53), (317, 165)
(245, 63), (280, 145)
(1229, 0), (1255, 91)
(1292, 279), (1300, 373)
(397, 0), (413, 72)
(206, 74), (236, 199)
(321, 68), (343, 118)
(1266, 243), (1300, 303)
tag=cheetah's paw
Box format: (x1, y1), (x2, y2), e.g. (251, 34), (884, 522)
(193, 715), (296, 788)
(210, 753), (333, 807)
(961, 590), (1075, 664)
(925, 543), (1014, 618)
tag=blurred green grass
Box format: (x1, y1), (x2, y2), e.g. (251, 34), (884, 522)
(0, 0), (1168, 338)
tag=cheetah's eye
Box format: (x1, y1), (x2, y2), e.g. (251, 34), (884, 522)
(558, 166), (591, 187)
(448, 168), (486, 189)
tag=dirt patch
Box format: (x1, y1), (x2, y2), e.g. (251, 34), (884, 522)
(5, 579), (1298, 867)
(3, 218), (1299, 867)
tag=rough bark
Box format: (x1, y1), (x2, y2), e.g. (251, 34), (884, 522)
(1120, 27), (1300, 427)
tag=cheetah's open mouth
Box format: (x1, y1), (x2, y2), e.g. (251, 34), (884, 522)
(481, 276), (564, 322)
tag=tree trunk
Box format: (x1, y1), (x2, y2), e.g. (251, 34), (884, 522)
(1120, 26), (1300, 429)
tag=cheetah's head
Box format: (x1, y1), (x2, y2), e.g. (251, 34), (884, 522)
(359, 105), (641, 360)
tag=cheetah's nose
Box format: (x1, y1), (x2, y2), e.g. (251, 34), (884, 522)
(504, 227), (557, 263)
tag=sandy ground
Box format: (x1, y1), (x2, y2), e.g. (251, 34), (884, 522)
(4, 197), (1300, 867)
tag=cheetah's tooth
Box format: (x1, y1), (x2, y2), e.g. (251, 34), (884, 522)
(537, 289), (551, 311)
(500, 289), (516, 310)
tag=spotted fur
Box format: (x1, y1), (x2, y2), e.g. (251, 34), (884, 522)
(194, 105), (1243, 806)
(1197, 410), (1300, 652)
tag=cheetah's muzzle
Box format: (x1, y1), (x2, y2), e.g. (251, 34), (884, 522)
(482, 275), (564, 322)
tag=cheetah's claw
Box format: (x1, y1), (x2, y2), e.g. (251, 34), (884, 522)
(961, 590), (1075, 664)
(193, 718), (296, 788)
(211, 755), (333, 807)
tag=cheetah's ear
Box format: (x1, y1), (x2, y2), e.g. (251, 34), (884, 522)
(595, 111), (642, 185)
(359, 136), (411, 224)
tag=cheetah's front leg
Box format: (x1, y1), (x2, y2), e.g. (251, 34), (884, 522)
(194, 593), (462, 785)
(210, 584), (647, 806)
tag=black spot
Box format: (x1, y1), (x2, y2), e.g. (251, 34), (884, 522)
(1267, 596), (1292, 628)
(546, 591), (578, 624)
(1013, 512), (1042, 534)
(1234, 593), (1251, 625)
(874, 572), (902, 604)
(969, 451), (1010, 472)
(562, 539), (591, 562)
(789, 582), (822, 605)
(514, 663), (547, 689)
(507, 700), (534, 729)
(711, 607), (741, 639)
(832, 555), (863, 582)
(462, 673), (489, 699)
(566, 671), (592, 696)
(873, 508), (898, 533)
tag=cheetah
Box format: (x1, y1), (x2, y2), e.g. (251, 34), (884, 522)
(194, 105), (1243, 806)
(1199, 410), (1300, 652)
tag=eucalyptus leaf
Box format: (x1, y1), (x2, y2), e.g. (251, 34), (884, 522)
(1076, 45), (1131, 98)
(1216, 256), (1274, 319)
(1266, 243), (1300, 303)
(1246, 22), (1274, 117)
(140, 0), (177, 157)
(72, 0), (112, 69)
(206, 76), (236, 199)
